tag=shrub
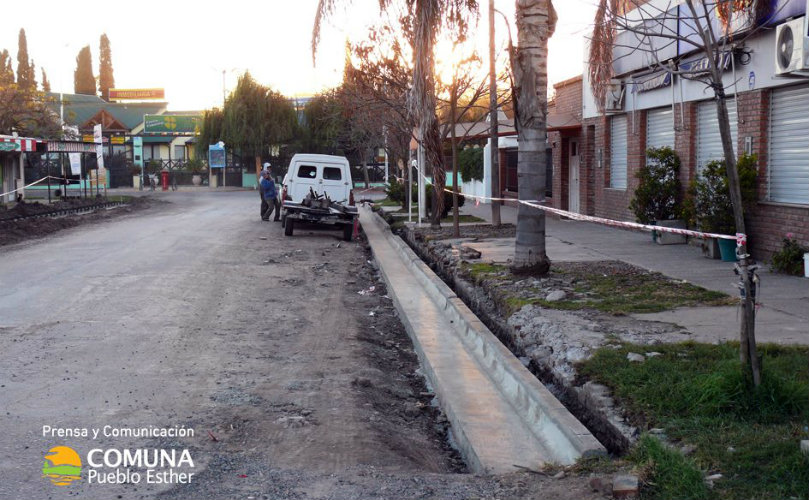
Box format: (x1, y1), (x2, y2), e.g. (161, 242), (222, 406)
(186, 158), (205, 174)
(459, 146), (484, 182)
(629, 147), (682, 224)
(688, 154), (757, 234)
(385, 177), (417, 204)
(770, 233), (807, 276)
(426, 183), (465, 219)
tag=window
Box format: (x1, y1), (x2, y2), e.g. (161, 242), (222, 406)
(505, 149), (518, 191)
(769, 85), (809, 204)
(646, 107), (674, 151)
(323, 167), (342, 180)
(697, 100), (737, 174)
(610, 115), (628, 189)
(174, 145), (186, 160)
(297, 165), (317, 178)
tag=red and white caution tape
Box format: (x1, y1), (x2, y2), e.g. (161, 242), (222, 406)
(388, 162), (742, 243)
(441, 188), (739, 242)
(0, 176), (55, 198)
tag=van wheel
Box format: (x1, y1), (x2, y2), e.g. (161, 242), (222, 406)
(284, 219), (294, 236)
(342, 222), (353, 242)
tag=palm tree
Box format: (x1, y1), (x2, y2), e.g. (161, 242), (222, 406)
(510, 0), (556, 274)
(313, 0), (477, 227)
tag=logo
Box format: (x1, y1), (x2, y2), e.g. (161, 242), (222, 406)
(42, 446), (82, 486)
(0, 142), (20, 151)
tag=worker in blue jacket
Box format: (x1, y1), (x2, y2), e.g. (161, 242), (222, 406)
(260, 170), (280, 222)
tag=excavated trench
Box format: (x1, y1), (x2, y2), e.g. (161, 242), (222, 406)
(391, 223), (634, 455)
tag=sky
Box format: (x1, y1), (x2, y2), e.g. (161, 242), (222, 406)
(1, 0), (597, 112)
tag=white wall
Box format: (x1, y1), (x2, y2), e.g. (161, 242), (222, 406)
(584, 17), (809, 118)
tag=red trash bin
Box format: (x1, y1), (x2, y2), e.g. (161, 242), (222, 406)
(161, 170), (169, 191)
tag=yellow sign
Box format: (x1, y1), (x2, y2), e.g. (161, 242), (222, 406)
(42, 446), (82, 486)
(111, 136), (125, 145)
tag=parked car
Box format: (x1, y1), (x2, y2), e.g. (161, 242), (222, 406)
(280, 154), (357, 241)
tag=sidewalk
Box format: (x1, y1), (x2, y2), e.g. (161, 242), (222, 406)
(459, 202), (809, 345)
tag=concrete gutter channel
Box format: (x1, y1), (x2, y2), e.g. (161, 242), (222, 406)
(360, 206), (606, 473)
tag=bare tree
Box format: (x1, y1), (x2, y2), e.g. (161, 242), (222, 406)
(313, 0), (479, 227)
(589, 0), (778, 385)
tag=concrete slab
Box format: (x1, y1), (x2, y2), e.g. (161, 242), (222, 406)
(447, 237), (605, 263)
(632, 306), (808, 345)
(360, 206), (605, 472)
(459, 203), (809, 344)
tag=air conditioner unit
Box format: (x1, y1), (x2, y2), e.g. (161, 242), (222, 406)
(775, 16), (809, 75)
(605, 80), (625, 112)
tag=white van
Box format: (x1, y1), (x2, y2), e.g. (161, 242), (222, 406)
(280, 154), (357, 241)
(281, 154), (353, 204)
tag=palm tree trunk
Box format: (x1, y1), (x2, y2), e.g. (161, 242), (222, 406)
(512, 0), (555, 274)
(412, 0), (445, 228)
(451, 80), (460, 237)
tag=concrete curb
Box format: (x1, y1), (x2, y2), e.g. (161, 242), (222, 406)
(363, 208), (606, 467)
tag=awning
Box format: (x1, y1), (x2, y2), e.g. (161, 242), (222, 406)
(46, 141), (97, 153)
(0, 136), (39, 152)
(547, 112), (581, 132)
(141, 136), (175, 143)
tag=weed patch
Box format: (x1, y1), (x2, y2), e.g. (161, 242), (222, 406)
(578, 342), (809, 499)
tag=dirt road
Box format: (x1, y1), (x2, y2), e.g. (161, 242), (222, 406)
(0, 191), (600, 499)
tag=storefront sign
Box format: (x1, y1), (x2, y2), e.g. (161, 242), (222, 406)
(635, 72), (672, 93)
(0, 142), (20, 151)
(133, 137), (143, 168)
(94, 124), (105, 171)
(208, 144), (226, 169)
(143, 115), (201, 134)
(69, 153), (82, 175)
(679, 52), (732, 76)
(109, 88), (165, 100)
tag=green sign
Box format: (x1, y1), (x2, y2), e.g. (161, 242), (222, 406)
(0, 142), (20, 151)
(143, 114), (202, 134)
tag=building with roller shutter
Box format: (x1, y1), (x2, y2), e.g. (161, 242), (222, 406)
(578, 0), (809, 259)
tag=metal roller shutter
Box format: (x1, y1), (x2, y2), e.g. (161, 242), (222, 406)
(697, 99), (737, 172)
(769, 85), (809, 205)
(646, 107), (674, 151)
(610, 115), (628, 189)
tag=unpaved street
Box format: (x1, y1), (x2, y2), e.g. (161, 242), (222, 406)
(0, 191), (599, 499)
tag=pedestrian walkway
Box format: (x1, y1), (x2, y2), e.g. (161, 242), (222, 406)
(459, 202), (809, 345)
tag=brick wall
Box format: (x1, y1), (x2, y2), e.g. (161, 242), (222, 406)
(552, 77), (583, 119)
(585, 89), (809, 261)
(738, 89), (809, 258)
(674, 102), (697, 186)
(548, 77), (583, 212)
(595, 111), (645, 222)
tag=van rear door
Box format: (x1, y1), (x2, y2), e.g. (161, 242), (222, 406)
(321, 164), (350, 203)
(290, 163), (319, 201)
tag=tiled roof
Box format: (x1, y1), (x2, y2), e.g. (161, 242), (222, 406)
(46, 93), (168, 131)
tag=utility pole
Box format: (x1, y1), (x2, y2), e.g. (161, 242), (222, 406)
(451, 78), (460, 237)
(489, 0), (501, 226)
